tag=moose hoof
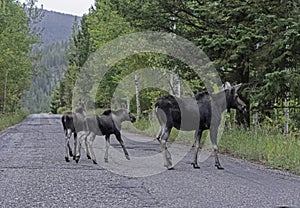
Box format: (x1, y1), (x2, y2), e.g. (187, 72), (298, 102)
(69, 152), (73, 157)
(125, 155), (130, 160)
(74, 156), (80, 163)
(87, 154), (91, 160)
(104, 158), (108, 163)
(164, 163), (174, 170)
(65, 157), (70, 162)
(215, 164), (224, 170)
(191, 163), (200, 169)
(92, 160), (98, 164)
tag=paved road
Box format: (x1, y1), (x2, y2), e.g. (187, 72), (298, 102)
(0, 114), (299, 208)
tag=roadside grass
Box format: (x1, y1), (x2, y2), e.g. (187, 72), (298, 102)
(219, 127), (300, 175)
(124, 118), (300, 175)
(0, 110), (29, 132)
(123, 118), (194, 144)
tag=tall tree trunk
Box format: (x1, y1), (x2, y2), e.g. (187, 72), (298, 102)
(126, 97), (130, 112)
(174, 72), (180, 97)
(284, 94), (289, 134)
(169, 65), (180, 97)
(169, 70), (174, 95)
(135, 74), (141, 120)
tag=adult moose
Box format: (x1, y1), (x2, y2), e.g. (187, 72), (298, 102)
(61, 100), (86, 163)
(79, 109), (136, 164)
(155, 82), (246, 170)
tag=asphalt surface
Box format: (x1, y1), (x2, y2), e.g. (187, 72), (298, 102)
(0, 114), (299, 208)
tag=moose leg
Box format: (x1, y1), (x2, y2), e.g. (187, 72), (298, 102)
(160, 128), (173, 170)
(82, 132), (91, 159)
(210, 128), (224, 170)
(155, 107), (167, 144)
(155, 126), (163, 144)
(115, 131), (130, 160)
(104, 135), (110, 163)
(73, 132), (82, 163)
(191, 129), (203, 169)
(67, 132), (73, 157)
(85, 138), (91, 159)
(87, 132), (97, 164)
(64, 129), (72, 162)
(77, 131), (88, 159)
(73, 132), (77, 160)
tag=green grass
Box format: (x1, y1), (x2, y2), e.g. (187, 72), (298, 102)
(125, 118), (300, 175)
(0, 110), (29, 132)
(219, 127), (300, 175)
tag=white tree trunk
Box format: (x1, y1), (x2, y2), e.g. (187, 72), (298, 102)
(284, 96), (289, 134)
(174, 73), (180, 97)
(135, 74), (141, 120)
(126, 97), (130, 112)
(253, 111), (259, 127)
(169, 71), (174, 95)
(169, 65), (180, 97)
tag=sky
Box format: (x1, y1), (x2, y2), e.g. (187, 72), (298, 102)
(18, 0), (95, 16)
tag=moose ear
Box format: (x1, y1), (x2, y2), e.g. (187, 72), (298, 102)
(233, 83), (242, 92)
(223, 82), (232, 90)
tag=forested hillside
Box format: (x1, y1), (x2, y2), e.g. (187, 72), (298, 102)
(21, 41), (69, 112)
(21, 10), (80, 113)
(38, 10), (80, 44)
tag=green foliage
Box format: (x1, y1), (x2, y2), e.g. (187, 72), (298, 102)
(56, 106), (71, 114)
(53, 0), (300, 134)
(0, 0), (40, 114)
(87, 0), (133, 51)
